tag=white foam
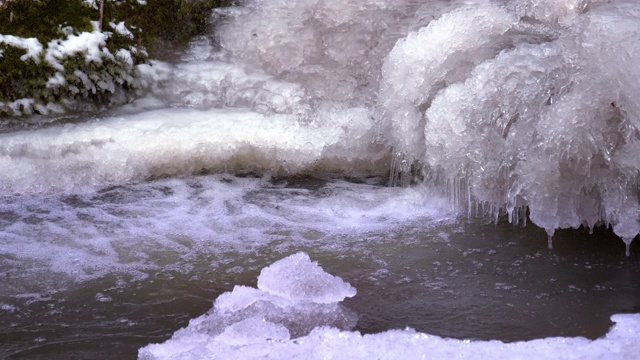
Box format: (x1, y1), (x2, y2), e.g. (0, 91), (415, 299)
(139, 254), (640, 360)
(0, 175), (454, 285)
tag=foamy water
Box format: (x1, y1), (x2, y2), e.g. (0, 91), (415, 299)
(2, 0), (640, 358)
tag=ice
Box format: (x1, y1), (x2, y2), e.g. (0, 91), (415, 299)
(2, 0), (639, 292)
(376, 0), (640, 248)
(257, 252), (356, 303)
(216, 316), (290, 346)
(4, 0), (639, 247)
(1, 0), (639, 251)
(0, 106), (385, 194)
(212, 0), (421, 106)
(380, 4), (519, 169)
(138, 252), (358, 360)
(4, 0), (640, 355)
(139, 254), (640, 360)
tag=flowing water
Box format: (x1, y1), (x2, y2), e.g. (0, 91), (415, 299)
(2, 0), (640, 359)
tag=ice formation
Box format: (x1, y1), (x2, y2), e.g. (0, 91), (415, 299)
(139, 254), (640, 360)
(138, 252), (358, 360)
(393, 0), (640, 252)
(200, 0), (640, 249)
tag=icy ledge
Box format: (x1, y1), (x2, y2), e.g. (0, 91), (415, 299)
(139, 253), (638, 360)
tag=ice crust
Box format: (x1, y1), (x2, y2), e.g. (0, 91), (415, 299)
(0, 107), (383, 193)
(139, 255), (640, 360)
(138, 253), (358, 360)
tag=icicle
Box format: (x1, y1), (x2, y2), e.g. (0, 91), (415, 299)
(546, 228), (555, 250)
(622, 237), (632, 257)
(389, 152), (399, 186)
(467, 179), (472, 220)
(389, 151), (412, 188)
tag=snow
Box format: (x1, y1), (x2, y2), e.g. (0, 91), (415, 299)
(110, 21), (134, 39)
(115, 49), (134, 65)
(46, 72), (68, 88)
(45, 32), (110, 71)
(0, 35), (43, 62)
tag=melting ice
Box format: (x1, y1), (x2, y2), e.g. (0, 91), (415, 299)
(138, 253), (639, 360)
(138, 253), (358, 360)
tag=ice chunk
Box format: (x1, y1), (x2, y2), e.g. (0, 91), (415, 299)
(139, 252), (358, 360)
(216, 316), (290, 346)
(379, 4), (520, 170)
(257, 252), (356, 303)
(139, 254), (640, 360)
